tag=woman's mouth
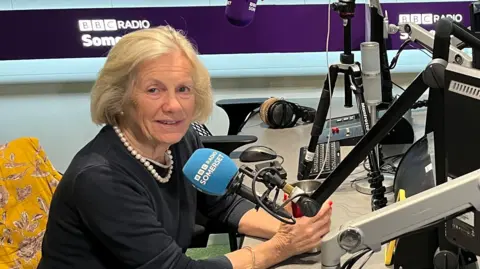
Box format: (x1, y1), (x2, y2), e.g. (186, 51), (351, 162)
(156, 120), (183, 126)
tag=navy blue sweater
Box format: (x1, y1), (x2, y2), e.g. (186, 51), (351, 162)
(38, 125), (254, 269)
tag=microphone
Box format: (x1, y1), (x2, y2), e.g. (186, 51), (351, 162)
(182, 148), (322, 219)
(361, 42), (382, 106)
(182, 148), (237, 196)
(182, 148), (290, 219)
(361, 42), (383, 167)
(225, 0), (258, 27)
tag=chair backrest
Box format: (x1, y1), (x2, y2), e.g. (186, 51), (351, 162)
(0, 137), (62, 269)
(191, 122), (213, 137)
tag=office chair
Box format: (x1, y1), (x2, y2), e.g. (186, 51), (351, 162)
(190, 122), (257, 251)
(215, 98), (267, 135)
(191, 122), (258, 156)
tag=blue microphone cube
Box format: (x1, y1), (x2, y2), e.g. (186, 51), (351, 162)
(183, 148), (239, 196)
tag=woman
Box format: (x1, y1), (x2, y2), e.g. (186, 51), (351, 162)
(38, 26), (332, 269)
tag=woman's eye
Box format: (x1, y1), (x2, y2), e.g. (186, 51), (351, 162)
(178, 86), (191, 93)
(147, 88), (158, 93)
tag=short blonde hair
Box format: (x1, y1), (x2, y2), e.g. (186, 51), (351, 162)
(90, 25), (213, 126)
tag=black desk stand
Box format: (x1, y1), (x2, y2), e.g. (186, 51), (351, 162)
(310, 18), (480, 268)
(297, 0), (386, 211)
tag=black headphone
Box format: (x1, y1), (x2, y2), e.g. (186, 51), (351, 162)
(259, 97), (316, 129)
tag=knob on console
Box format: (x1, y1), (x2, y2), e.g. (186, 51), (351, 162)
(433, 250), (459, 269)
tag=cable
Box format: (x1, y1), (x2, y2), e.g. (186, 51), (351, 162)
(389, 38), (431, 69)
(392, 81), (405, 91)
(357, 250), (374, 269)
(362, 153), (404, 175)
(386, 87), (427, 109)
(314, 0), (334, 180)
(385, 37), (430, 112)
(409, 42), (432, 58)
(277, 155), (284, 165)
(389, 39), (411, 69)
(251, 167), (296, 225)
(340, 249), (371, 269)
(412, 99), (428, 109)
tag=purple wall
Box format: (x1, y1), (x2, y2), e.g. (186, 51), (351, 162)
(0, 2), (471, 60)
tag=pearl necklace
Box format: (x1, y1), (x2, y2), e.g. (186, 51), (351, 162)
(113, 126), (173, 183)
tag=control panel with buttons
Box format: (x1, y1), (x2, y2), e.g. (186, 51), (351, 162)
(317, 113), (364, 146)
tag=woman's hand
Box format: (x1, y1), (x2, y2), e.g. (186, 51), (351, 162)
(273, 200), (333, 257)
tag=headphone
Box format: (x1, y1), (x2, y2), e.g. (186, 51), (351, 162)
(259, 97), (316, 129)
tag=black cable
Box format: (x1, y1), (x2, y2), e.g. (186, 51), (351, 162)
(412, 99), (428, 109)
(340, 249), (371, 269)
(389, 39), (411, 69)
(358, 251), (374, 269)
(252, 167), (296, 225)
(362, 154), (403, 174)
(385, 82), (428, 110)
(387, 41), (430, 111)
(408, 42), (432, 58)
(392, 81), (406, 91)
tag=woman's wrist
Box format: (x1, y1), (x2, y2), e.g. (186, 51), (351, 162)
(226, 236), (291, 269)
(267, 234), (291, 260)
(254, 236), (291, 265)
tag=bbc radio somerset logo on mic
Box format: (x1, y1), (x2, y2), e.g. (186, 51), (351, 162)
(194, 151), (224, 186)
(78, 19), (151, 47)
(397, 13), (463, 40)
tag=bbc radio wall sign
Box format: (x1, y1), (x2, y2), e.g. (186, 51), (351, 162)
(78, 19), (151, 48)
(382, 2), (470, 49)
(397, 13), (464, 40)
(0, 2), (472, 61)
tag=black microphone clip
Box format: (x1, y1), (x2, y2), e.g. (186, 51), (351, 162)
(231, 165), (296, 224)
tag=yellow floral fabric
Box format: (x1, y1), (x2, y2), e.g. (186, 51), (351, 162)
(0, 138), (61, 269)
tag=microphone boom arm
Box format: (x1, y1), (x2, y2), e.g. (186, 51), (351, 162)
(320, 169), (480, 269)
(389, 22), (472, 67)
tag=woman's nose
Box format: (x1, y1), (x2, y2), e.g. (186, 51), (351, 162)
(163, 93), (183, 112)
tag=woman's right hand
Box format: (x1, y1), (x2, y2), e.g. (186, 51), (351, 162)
(273, 200), (333, 257)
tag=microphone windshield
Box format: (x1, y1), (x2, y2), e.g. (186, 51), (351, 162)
(225, 0), (258, 27)
(182, 148), (238, 196)
(361, 42), (382, 105)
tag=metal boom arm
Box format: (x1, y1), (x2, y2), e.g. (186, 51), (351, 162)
(320, 169), (480, 269)
(390, 22), (472, 67)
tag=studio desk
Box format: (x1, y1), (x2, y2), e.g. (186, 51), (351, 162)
(230, 97), (427, 268)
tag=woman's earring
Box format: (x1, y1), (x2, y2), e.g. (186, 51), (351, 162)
(120, 111), (124, 116)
